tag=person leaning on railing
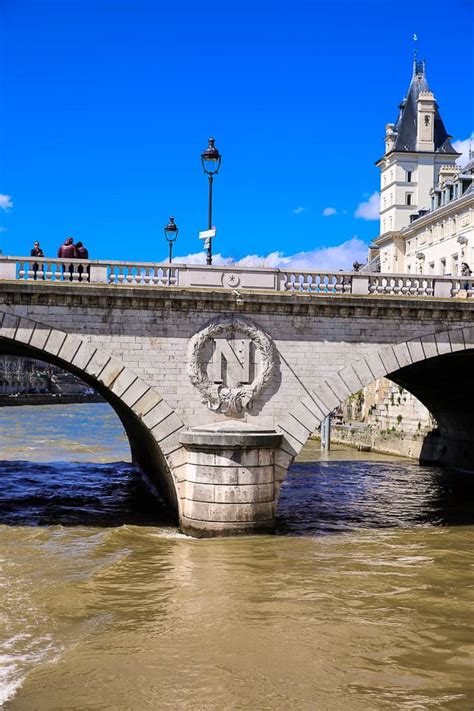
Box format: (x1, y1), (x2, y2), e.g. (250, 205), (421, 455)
(30, 241), (44, 280)
(57, 236), (77, 281)
(75, 241), (90, 282)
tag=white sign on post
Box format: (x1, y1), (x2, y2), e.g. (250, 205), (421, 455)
(199, 227), (216, 248)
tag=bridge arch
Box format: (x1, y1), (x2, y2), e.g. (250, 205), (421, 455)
(277, 326), (474, 474)
(0, 309), (186, 518)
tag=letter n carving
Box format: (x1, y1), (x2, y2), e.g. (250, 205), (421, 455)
(211, 338), (250, 384)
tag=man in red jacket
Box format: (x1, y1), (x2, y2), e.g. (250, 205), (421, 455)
(57, 236), (76, 259)
(57, 236), (76, 280)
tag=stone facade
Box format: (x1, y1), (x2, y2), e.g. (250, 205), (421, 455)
(365, 60), (473, 438)
(376, 59), (460, 238)
(375, 168), (474, 275)
(372, 59), (474, 277)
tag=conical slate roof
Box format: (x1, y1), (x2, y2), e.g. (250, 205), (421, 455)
(391, 60), (458, 155)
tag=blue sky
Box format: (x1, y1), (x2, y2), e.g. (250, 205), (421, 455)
(1, 0), (473, 267)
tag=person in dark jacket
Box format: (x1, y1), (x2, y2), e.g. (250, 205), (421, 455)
(75, 241), (90, 282)
(30, 241), (44, 258)
(57, 236), (76, 280)
(30, 241), (44, 280)
(75, 241), (89, 259)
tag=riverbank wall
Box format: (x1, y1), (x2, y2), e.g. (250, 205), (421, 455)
(0, 393), (104, 407)
(314, 424), (427, 460)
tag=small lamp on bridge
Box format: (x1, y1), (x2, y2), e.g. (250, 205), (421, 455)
(164, 216), (179, 264)
(201, 137), (222, 266)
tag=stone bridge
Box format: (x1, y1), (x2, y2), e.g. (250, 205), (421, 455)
(1, 256), (474, 536)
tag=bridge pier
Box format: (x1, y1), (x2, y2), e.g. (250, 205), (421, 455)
(179, 422), (282, 538)
(420, 430), (474, 471)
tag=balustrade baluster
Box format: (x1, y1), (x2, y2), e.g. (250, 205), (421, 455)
(71, 264), (80, 282)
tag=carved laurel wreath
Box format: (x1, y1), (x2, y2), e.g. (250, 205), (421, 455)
(187, 316), (275, 415)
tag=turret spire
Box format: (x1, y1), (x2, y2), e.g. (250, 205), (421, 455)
(412, 33), (418, 75)
(412, 34), (425, 77)
(376, 56), (461, 236)
(385, 59), (458, 155)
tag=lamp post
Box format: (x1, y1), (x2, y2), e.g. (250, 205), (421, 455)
(201, 137), (222, 265)
(164, 216), (179, 263)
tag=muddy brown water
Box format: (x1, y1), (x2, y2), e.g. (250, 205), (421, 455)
(1, 404), (473, 710)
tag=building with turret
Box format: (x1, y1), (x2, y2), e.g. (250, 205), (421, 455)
(340, 59), (473, 458)
(370, 59), (474, 274)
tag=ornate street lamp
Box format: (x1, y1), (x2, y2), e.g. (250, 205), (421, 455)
(164, 216), (179, 263)
(201, 137), (222, 265)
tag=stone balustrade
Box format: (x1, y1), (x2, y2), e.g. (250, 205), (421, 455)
(0, 256), (473, 298)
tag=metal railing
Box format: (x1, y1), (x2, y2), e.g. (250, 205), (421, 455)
(0, 256), (473, 298)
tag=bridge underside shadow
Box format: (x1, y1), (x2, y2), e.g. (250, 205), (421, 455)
(388, 349), (474, 471)
(0, 339), (179, 519)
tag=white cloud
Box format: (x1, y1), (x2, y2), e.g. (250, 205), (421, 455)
(0, 194), (13, 211)
(322, 207), (337, 216)
(453, 135), (473, 166)
(173, 236), (368, 271)
(292, 206), (306, 215)
(355, 191), (380, 220)
(172, 251), (234, 266)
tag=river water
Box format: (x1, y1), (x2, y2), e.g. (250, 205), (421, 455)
(0, 403), (473, 710)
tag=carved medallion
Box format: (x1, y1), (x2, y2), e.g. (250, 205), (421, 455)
(222, 272), (241, 288)
(187, 316), (275, 415)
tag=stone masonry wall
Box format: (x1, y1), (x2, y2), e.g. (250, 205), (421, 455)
(2, 283), (474, 441)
